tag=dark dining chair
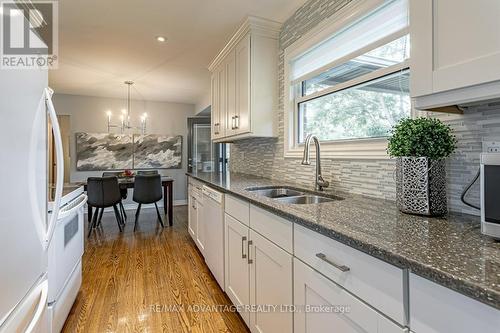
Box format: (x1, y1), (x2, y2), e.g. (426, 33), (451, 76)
(136, 170), (159, 176)
(86, 177), (124, 237)
(102, 171), (128, 221)
(133, 174), (164, 231)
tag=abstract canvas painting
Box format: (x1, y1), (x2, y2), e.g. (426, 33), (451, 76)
(133, 135), (182, 169)
(76, 133), (133, 171)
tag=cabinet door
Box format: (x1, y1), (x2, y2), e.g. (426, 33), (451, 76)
(188, 192), (196, 240)
(249, 230), (293, 333)
(211, 67), (226, 140)
(225, 50), (237, 136)
(294, 259), (405, 333)
(218, 63), (227, 139)
(410, 273), (500, 333)
(224, 214), (250, 325)
(235, 33), (251, 135)
(195, 198), (206, 255)
(210, 72), (220, 140)
(411, 0), (500, 96)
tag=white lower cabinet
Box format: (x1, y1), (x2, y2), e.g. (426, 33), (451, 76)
(197, 181), (499, 333)
(294, 223), (405, 325)
(224, 213), (251, 325)
(187, 188), (196, 239)
(188, 180), (204, 254)
(409, 273), (500, 333)
(224, 209), (293, 333)
(195, 195), (205, 254)
(294, 258), (406, 333)
(249, 230), (293, 333)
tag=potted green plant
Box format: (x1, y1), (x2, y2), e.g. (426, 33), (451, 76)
(387, 117), (457, 216)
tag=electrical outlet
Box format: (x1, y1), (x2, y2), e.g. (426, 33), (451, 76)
(482, 141), (500, 153)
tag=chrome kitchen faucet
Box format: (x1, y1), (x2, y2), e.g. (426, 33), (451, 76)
(302, 134), (329, 191)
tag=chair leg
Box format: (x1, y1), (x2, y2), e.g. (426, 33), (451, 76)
(89, 207), (96, 226)
(120, 202), (127, 221)
(119, 206), (125, 226)
(88, 208), (98, 237)
(154, 202), (164, 228)
(97, 208), (104, 226)
(112, 205), (123, 232)
(134, 204), (142, 231)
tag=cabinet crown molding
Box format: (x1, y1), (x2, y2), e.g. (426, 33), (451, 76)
(208, 16), (282, 72)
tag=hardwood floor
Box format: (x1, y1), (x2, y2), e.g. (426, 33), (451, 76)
(62, 206), (250, 333)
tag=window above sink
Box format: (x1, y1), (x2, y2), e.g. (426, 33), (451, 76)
(283, 0), (412, 159)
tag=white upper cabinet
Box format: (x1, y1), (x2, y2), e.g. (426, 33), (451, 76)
(410, 0), (500, 109)
(211, 70), (223, 140)
(234, 34), (250, 136)
(209, 16), (280, 141)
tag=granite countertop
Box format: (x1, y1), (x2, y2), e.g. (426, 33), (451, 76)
(187, 171), (500, 310)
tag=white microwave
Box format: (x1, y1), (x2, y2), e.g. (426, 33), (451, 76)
(480, 153), (500, 239)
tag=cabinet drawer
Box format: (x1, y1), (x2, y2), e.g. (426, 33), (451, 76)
(225, 194), (250, 226)
(189, 178), (203, 190)
(192, 187), (202, 202)
(250, 205), (293, 253)
(294, 259), (406, 333)
(294, 224), (406, 325)
(410, 273), (500, 333)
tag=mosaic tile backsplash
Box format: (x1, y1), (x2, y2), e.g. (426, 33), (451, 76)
(229, 0), (500, 215)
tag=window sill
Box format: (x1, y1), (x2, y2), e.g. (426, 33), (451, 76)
(284, 138), (390, 160)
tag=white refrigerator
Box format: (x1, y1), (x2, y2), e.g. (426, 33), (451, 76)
(0, 66), (64, 332)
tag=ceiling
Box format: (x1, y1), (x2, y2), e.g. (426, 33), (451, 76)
(50, 0), (307, 105)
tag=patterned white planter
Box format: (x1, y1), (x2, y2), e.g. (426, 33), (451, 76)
(396, 157), (448, 216)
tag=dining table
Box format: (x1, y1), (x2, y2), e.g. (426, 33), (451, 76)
(82, 176), (174, 226)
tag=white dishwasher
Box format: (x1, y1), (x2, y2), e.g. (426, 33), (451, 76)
(202, 185), (225, 291)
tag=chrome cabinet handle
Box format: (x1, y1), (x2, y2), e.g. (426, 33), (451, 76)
(242, 236), (247, 259)
(234, 115), (239, 129)
(316, 253), (350, 272)
(247, 240), (253, 264)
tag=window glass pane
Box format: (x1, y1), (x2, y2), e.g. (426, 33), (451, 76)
(303, 35), (409, 96)
(298, 70), (410, 143)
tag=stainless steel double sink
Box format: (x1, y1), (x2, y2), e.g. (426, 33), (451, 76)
(246, 187), (343, 205)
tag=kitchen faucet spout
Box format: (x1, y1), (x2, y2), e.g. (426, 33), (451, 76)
(301, 134), (329, 191)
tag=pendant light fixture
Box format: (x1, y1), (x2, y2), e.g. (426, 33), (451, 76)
(106, 81), (148, 134)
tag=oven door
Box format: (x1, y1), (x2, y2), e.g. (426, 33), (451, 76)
(47, 194), (86, 304)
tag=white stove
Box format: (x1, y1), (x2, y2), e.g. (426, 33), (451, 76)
(47, 185), (87, 333)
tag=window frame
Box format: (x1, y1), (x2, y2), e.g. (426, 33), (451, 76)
(283, 0), (413, 159)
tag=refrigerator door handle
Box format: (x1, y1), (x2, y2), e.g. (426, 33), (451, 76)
(0, 278), (48, 333)
(45, 87), (64, 249)
(24, 279), (48, 333)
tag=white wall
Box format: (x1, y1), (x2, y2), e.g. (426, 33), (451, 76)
(52, 93), (195, 203)
(195, 90), (211, 115)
